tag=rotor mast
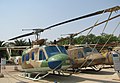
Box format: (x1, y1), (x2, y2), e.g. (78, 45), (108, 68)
(22, 29), (44, 40)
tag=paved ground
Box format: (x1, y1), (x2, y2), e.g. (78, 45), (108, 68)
(0, 65), (120, 83)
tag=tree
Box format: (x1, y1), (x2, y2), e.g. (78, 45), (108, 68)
(58, 33), (119, 45)
(14, 39), (29, 46)
(12, 39), (29, 56)
(0, 41), (8, 60)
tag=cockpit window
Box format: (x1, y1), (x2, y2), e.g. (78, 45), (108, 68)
(45, 46), (60, 58)
(78, 50), (84, 58)
(58, 46), (67, 54)
(83, 47), (98, 55)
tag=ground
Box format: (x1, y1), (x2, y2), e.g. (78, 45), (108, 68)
(0, 65), (120, 83)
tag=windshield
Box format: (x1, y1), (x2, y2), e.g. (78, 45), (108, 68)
(45, 46), (60, 58)
(83, 47), (98, 55)
(58, 46), (67, 54)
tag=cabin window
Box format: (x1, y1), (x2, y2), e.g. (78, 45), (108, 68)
(22, 55), (24, 62)
(25, 54), (29, 61)
(78, 50), (84, 58)
(113, 54), (118, 57)
(58, 46), (67, 54)
(83, 47), (98, 55)
(45, 46), (59, 58)
(32, 52), (34, 60)
(39, 50), (46, 60)
(83, 47), (92, 55)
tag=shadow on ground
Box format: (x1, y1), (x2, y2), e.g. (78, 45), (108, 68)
(80, 69), (115, 75)
(40, 73), (119, 83)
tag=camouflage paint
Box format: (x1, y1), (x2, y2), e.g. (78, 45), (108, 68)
(20, 45), (71, 72)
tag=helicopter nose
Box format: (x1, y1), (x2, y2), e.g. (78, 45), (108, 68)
(48, 53), (68, 70)
(48, 60), (62, 70)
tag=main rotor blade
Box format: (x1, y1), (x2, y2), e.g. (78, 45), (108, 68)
(44, 6), (120, 30)
(29, 6), (120, 33)
(57, 14), (120, 43)
(9, 32), (34, 40)
(9, 6), (120, 40)
(73, 14), (120, 37)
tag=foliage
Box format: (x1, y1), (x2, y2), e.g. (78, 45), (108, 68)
(14, 39), (30, 46)
(59, 34), (120, 45)
(12, 39), (30, 56)
(0, 39), (30, 58)
(0, 41), (8, 59)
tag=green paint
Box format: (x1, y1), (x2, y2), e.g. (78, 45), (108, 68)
(40, 53), (70, 67)
(48, 53), (70, 66)
(41, 60), (48, 67)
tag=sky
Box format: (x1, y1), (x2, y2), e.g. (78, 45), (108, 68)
(0, 0), (120, 42)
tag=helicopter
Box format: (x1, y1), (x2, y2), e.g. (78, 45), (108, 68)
(53, 10), (120, 71)
(4, 6), (119, 80)
(8, 31), (72, 80)
(66, 45), (105, 71)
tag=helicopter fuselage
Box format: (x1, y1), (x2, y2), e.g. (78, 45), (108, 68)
(67, 46), (105, 68)
(21, 45), (70, 72)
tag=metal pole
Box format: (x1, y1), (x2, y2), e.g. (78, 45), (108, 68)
(0, 58), (2, 73)
(0, 58), (4, 78)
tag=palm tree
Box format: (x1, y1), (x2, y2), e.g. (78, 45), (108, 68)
(12, 39), (29, 56)
(14, 39), (29, 46)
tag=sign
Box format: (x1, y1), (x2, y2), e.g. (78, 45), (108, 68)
(1, 58), (6, 65)
(112, 52), (120, 71)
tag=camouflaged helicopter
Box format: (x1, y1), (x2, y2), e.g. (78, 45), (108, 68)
(20, 44), (71, 75)
(55, 34), (105, 71)
(7, 6), (120, 80)
(53, 6), (120, 71)
(8, 29), (72, 80)
(67, 45), (105, 70)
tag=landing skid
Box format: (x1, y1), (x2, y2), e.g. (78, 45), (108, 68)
(18, 72), (49, 81)
(18, 70), (71, 81)
(67, 65), (103, 73)
(52, 70), (72, 77)
(66, 68), (83, 74)
(91, 65), (103, 72)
